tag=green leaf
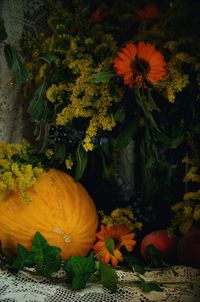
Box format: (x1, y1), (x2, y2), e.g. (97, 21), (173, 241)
(4, 43), (28, 84)
(74, 145), (88, 180)
(0, 18), (8, 41)
(4, 43), (13, 69)
(12, 244), (34, 270)
(50, 69), (69, 83)
(147, 90), (160, 112)
(138, 276), (163, 293)
(90, 71), (115, 84)
(99, 148), (113, 179)
(134, 88), (159, 131)
(27, 80), (47, 122)
(124, 254), (145, 274)
(54, 143), (67, 163)
(64, 253), (96, 290)
(40, 53), (57, 65)
(114, 104), (126, 122)
(32, 232), (62, 278)
(157, 132), (184, 149)
(145, 244), (163, 266)
(114, 120), (138, 150)
(169, 135), (184, 148)
(99, 258), (118, 292)
(104, 236), (115, 255)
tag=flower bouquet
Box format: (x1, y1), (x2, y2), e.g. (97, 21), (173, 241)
(0, 0), (200, 293)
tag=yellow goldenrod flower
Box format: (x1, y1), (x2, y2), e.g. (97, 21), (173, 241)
(65, 155), (74, 170)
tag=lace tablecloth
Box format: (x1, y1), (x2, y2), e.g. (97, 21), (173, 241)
(0, 265), (200, 302)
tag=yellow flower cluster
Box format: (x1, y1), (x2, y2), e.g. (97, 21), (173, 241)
(156, 51), (193, 102)
(99, 208), (143, 231)
(65, 155), (73, 170)
(170, 200), (200, 234)
(183, 167), (200, 183)
(45, 149), (54, 159)
(170, 149), (200, 234)
(184, 190), (200, 201)
(0, 141), (44, 202)
(55, 57), (122, 151)
(46, 83), (69, 103)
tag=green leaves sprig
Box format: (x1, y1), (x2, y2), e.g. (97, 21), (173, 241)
(12, 232), (62, 278)
(5, 232), (118, 291)
(1, 232), (176, 293)
(64, 253), (96, 290)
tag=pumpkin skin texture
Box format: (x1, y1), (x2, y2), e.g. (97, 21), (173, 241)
(0, 169), (98, 260)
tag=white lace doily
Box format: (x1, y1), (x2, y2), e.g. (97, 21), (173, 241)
(0, 264), (199, 302)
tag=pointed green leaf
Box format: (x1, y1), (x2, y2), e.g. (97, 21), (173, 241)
(114, 120), (138, 150)
(104, 236), (115, 255)
(147, 90), (160, 112)
(64, 253), (96, 290)
(99, 148), (113, 179)
(32, 232), (62, 278)
(114, 104), (126, 122)
(170, 135), (184, 148)
(90, 71), (115, 84)
(145, 244), (163, 266)
(50, 69), (69, 83)
(4, 43), (13, 69)
(40, 53), (57, 65)
(74, 145), (88, 180)
(138, 276), (163, 293)
(27, 80), (47, 122)
(4, 44), (28, 84)
(134, 89), (159, 131)
(54, 143), (67, 163)
(124, 254), (145, 274)
(99, 258), (118, 292)
(0, 18), (8, 41)
(12, 244), (34, 270)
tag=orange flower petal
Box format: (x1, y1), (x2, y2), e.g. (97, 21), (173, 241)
(93, 241), (105, 251)
(102, 250), (111, 265)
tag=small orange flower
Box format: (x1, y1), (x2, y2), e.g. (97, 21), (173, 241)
(113, 41), (167, 88)
(90, 8), (104, 24)
(134, 4), (160, 22)
(93, 225), (136, 266)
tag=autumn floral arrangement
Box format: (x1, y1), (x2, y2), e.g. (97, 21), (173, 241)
(1, 0), (200, 292)
(17, 0), (199, 183)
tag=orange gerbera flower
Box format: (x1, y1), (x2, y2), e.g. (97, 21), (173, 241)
(134, 4), (160, 22)
(113, 41), (167, 88)
(93, 225), (136, 266)
(90, 8), (104, 24)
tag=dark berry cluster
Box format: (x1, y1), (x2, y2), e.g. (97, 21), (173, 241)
(48, 125), (84, 149)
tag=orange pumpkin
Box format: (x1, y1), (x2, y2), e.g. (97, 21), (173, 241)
(0, 169), (98, 260)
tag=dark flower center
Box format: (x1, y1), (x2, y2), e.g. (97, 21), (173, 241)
(113, 236), (121, 249)
(131, 58), (150, 74)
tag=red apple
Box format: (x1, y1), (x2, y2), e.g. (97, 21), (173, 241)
(140, 229), (177, 261)
(177, 231), (200, 268)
